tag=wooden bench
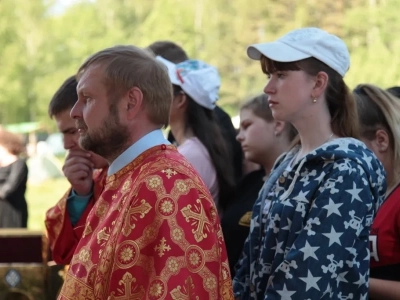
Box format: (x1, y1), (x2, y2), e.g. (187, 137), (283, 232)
(0, 229), (63, 300)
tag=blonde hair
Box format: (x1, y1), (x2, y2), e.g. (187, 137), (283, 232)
(77, 45), (173, 127)
(354, 83), (400, 182)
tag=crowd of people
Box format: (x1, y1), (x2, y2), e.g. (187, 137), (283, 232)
(1, 26), (399, 299)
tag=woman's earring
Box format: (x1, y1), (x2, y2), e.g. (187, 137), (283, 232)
(312, 98), (317, 103)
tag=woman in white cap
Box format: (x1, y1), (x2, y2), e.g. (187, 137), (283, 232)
(233, 27), (386, 299)
(156, 57), (235, 214)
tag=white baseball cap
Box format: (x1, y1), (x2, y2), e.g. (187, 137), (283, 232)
(247, 27), (350, 77)
(156, 56), (220, 110)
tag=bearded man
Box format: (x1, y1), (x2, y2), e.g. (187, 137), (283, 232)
(57, 45), (234, 299)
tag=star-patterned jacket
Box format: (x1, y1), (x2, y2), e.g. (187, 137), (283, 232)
(233, 138), (386, 300)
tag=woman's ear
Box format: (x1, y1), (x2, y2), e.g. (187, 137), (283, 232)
(312, 71), (329, 99)
(274, 120), (286, 136)
(175, 93), (187, 109)
(373, 129), (390, 153)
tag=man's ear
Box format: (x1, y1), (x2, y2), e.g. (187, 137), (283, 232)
(373, 129), (390, 153)
(125, 87), (143, 120)
(312, 71), (329, 99)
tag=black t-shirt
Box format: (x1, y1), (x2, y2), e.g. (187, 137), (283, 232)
(213, 106), (243, 184)
(0, 158), (28, 227)
(221, 169), (265, 277)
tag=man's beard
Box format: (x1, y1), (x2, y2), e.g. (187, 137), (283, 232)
(78, 105), (130, 161)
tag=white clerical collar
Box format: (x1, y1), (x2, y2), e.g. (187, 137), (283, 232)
(108, 129), (170, 176)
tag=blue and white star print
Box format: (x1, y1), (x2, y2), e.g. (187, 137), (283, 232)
(233, 138), (386, 299)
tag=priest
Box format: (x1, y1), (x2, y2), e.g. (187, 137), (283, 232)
(57, 45), (234, 299)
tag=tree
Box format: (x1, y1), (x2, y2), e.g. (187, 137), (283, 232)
(1, 0), (399, 125)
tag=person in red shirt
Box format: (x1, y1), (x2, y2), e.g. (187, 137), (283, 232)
(355, 84), (400, 300)
(57, 45), (233, 299)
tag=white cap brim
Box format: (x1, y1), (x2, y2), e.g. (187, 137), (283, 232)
(156, 56), (181, 85)
(247, 41), (311, 62)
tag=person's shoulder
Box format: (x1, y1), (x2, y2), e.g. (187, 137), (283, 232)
(384, 184), (400, 207)
(271, 146), (299, 171)
(214, 105), (236, 131)
(133, 154), (214, 203)
(12, 158), (28, 170)
(239, 169), (265, 185)
(215, 105), (231, 119)
(93, 167), (108, 180)
(177, 138), (194, 151)
(15, 157), (27, 164)
(314, 138), (383, 171)
(178, 138), (208, 160)
(144, 147), (202, 177)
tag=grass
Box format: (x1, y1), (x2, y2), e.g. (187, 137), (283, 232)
(26, 177), (70, 230)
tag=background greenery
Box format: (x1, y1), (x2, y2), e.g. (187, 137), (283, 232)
(27, 177), (69, 230)
(2, 0), (399, 229)
(1, 0), (399, 126)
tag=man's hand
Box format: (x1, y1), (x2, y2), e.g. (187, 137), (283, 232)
(63, 150), (94, 196)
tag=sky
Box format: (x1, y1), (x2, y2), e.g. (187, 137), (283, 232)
(49, 0), (94, 15)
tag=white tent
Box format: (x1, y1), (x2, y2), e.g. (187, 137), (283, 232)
(27, 142), (63, 183)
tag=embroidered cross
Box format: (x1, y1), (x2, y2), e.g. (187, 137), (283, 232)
(162, 168), (177, 179)
(82, 289), (92, 299)
(170, 276), (198, 300)
(154, 237), (171, 257)
(170, 286), (187, 299)
(109, 272), (146, 299)
(122, 199), (152, 236)
(181, 199), (212, 242)
(97, 227), (110, 244)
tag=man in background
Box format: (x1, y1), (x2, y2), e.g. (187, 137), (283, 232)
(45, 75), (108, 265)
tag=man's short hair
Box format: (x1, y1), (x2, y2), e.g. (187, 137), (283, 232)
(48, 76), (78, 118)
(147, 41), (189, 64)
(78, 45), (173, 128)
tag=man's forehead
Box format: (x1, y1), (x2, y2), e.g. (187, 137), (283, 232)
(77, 71), (91, 90)
(77, 64), (105, 85)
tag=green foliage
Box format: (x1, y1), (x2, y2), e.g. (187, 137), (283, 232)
(0, 0), (399, 125)
(27, 177), (69, 230)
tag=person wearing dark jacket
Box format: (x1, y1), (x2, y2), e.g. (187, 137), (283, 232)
(0, 129), (28, 228)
